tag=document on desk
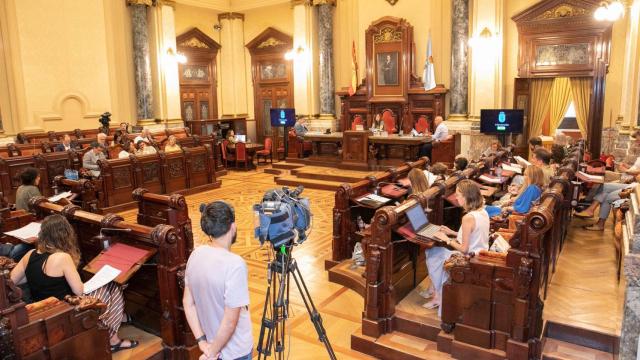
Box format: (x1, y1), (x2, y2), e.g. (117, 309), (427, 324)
(4, 222), (41, 243)
(514, 156), (531, 167)
(83, 264), (121, 294)
(48, 191), (72, 203)
(501, 163), (523, 174)
(479, 174), (504, 184)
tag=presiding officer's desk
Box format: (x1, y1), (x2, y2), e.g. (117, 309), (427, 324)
(302, 131), (431, 170)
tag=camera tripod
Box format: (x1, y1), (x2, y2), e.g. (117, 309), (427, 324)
(256, 245), (336, 360)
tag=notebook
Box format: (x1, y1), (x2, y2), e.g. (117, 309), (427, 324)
(406, 203), (441, 240)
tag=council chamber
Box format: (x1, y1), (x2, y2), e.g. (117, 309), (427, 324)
(0, 0), (637, 359)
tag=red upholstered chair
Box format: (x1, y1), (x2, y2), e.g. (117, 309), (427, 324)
(235, 142), (250, 170)
(351, 115), (364, 130)
(415, 115), (429, 134)
(256, 137), (273, 164)
(381, 110), (397, 133)
(221, 139), (235, 168)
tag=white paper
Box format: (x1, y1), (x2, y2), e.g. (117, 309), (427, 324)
(514, 156), (531, 167)
(423, 170), (438, 186)
(48, 191), (72, 203)
(4, 222), (41, 242)
(577, 171), (604, 183)
(83, 264), (121, 294)
(501, 163), (523, 174)
(479, 175), (503, 184)
(368, 194), (391, 203)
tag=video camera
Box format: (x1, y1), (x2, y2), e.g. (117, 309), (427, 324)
(253, 186), (311, 249)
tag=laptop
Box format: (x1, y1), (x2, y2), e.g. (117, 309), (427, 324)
(235, 135), (246, 143)
(406, 203), (441, 239)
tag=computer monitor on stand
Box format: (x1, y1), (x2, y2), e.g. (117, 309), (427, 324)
(270, 108), (296, 157)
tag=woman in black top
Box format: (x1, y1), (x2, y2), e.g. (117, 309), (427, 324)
(10, 215), (138, 353)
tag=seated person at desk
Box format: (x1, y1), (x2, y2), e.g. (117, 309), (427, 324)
(408, 168), (430, 194)
(55, 134), (74, 152)
(97, 132), (108, 147)
(134, 128), (154, 145)
(294, 117), (309, 139)
(82, 141), (106, 177)
(164, 135), (182, 153)
(136, 140), (157, 156)
(531, 148), (554, 186)
(485, 165), (544, 217)
(423, 180), (490, 311)
(371, 114), (384, 131)
(227, 129), (237, 144)
(454, 156), (468, 172)
(418, 116), (450, 159)
(9, 215), (139, 353)
(16, 167), (41, 211)
(574, 174), (640, 231)
(118, 141), (135, 159)
(429, 162), (448, 182)
(481, 140), (502, 157)
(529, 136), (542, 153)
(113, 122), (129, 145)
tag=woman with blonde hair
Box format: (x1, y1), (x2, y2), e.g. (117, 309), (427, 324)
(408, 168), (430, 193)
(422, 180), (490, 312)
(164, 135), (182, 153)
(486, 165), (544, 217)
(10, 215), (138, 353)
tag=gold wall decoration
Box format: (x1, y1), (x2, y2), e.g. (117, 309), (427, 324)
(373, 27), (402, 43)
(385, 0), (399, 5)
(127, 0), (153, 6)
(257, 37), (286, 48)
(179, 37), (209, 49)
(535, 4), (587, 20)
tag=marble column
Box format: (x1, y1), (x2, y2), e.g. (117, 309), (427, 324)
(621, 253), (640, 359)
(218, 12), (248, 118)
(315, 0), (336, 126)
(128, 0), (154, 121)
(450, 0), (469, 116)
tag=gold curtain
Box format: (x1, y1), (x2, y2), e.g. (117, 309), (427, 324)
(529, 78), (554, 138)
(548, 77), (572, 134)
(570, 77), (592, 137)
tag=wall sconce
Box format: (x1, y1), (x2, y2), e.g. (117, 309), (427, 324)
(167, 47), (187, 64)
(284, 46), (305, 61)
(468, 27), (495, 48)
(594, 1), (625, 21)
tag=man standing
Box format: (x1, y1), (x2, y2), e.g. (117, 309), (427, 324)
(83, 142), (106, 177)
(183, 201), (253, 360)
(418, 116), (450, 159)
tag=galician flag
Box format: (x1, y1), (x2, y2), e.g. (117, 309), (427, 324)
(423, 31), (436, 91)
(348, 40), (358, 96)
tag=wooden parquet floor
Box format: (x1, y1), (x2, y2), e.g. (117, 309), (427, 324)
(113, 168), (624, 359)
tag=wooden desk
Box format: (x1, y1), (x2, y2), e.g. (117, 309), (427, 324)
(369, 134), (431, 167)
(227, 143), (264, 169)
(304, 132), (342, 164)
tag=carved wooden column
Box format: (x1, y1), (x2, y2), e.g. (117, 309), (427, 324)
(127, 0), (154, 122)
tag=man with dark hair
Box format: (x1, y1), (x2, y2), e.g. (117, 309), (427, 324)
(183, 201), (253, 360)
(529, 137), (542, 151)
(15, 167), (40, 211)
(454, 156), (468, 172)
(532, 147), (553, 186)
(83, 141), (106, 177)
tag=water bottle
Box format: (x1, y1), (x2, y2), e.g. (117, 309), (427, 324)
(357, 216), (365, 231)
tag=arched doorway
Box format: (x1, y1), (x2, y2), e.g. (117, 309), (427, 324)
(246, 27), (294, 146)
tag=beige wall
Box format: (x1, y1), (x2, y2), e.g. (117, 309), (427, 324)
(0, 0), (136, 135)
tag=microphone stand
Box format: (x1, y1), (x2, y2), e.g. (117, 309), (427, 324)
(94, 228), (132, 250)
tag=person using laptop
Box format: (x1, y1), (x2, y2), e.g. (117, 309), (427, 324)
(422, 180), (490, 312)
(227, 129), (237, 144)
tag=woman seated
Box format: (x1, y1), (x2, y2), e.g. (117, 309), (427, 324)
(136, 140), (157, 156)
(118, 141), (135, 159)
(481, 140), (502, 157)
(422, 180), (490, 311)
(16, 167), (41, 211)
(575, 174), (640, 231)
(485, 165), (544, 217)
(227, 129), (237, 144)
(408, 168), (430, 194)
(430, 162), (448, 181)
(9, 215), (138, 353)
(164, 135), (182, 153)
(371, 114), (384, 132)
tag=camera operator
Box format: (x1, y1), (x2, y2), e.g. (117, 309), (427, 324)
(183, 201), (253, 360)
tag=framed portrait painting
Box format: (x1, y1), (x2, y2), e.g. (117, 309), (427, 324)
(376, 52), (399, 86)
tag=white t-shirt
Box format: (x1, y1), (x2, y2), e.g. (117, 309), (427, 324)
(185, 246), (253, 359)
(118, 150), (130, 159)
(433, 122), (449, 141)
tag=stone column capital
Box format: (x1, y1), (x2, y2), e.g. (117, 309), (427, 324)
(218, 12), (245, 21)
(291, 0), (313, 7)
(312, 0), (336, 6)
(127, 0), (153, 6)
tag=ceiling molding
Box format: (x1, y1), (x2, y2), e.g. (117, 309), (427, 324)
(175, 0), (289, 11)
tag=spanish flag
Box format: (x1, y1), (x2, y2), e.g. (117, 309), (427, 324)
(348, 40), (358, 96)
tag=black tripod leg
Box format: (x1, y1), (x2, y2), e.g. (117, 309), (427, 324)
(290, 260), (338, 360)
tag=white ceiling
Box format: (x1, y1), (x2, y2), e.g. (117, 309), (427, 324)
(175, 0), (290, 12)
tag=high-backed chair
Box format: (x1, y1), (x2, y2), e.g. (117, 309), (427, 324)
(256, 137), (273, 164)
(235, 142), (250, 170)
(351, 115), (364, 130)
(381, 110), (397, 133)
(221, 139), (234, 168)
(415, 115), (429, 134)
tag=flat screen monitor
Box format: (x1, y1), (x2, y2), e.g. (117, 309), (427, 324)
(480, 109), (524, 134)
(270, 108), (296, 127)
(234, 135), (246, 143)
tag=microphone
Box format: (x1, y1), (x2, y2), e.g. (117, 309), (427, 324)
(95, 228), (132, 249)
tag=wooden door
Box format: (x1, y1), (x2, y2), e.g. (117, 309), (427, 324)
(513, 77), (531, 157)
(181, 86), (212, 121)
(247, 28), (294, 145)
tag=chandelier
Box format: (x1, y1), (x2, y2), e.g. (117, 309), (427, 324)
(594, 1), (625, 21)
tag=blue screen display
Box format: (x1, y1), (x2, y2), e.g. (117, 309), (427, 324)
(270, 108), (296, 127)
(480, 109), (524, 134)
